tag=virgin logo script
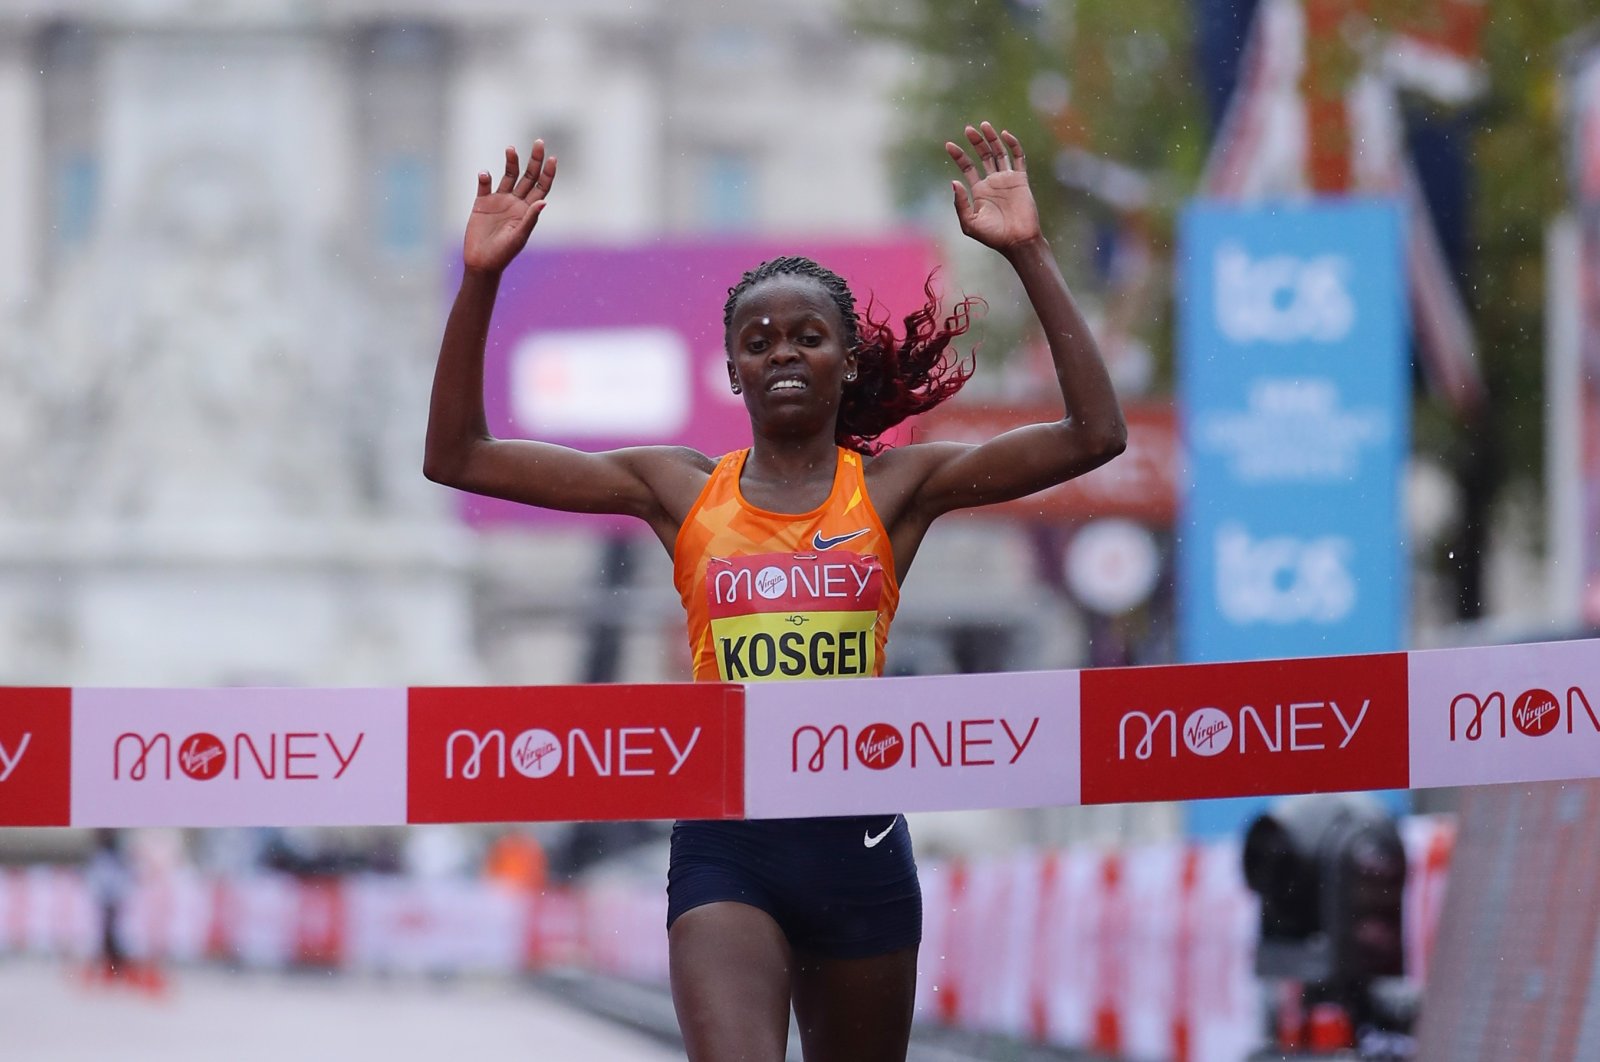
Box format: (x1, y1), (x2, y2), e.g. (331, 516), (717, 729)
(1119, 699), (1369, 761)
(1449, 685), (1598, 741)
(0, 733), (29, 782)
(179, 733), (226, 780)
(756, 567), (788, 599)
(510, 729), (563, 779)
(114, 731), (364, 781)
(794, 717), (1039, 773)
(1183, 708), (1232, 757)
(854, 724), (904, 770)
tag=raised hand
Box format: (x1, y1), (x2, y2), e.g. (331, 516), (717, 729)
(946, 122), (1041, 253)
(462, 141), (557, 274)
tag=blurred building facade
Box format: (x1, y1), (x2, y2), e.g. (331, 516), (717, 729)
(0, 0), (916, 687)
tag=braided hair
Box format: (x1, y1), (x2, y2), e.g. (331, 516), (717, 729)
(722, 256), (978, 455)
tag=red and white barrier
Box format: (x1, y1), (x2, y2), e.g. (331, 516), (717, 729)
(3, 639), (1595, 828)
(0, 815), (1455, 1062)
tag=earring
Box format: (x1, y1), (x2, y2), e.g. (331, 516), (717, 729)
(731, 383), (742, 394)
(845, 371), (857, 382)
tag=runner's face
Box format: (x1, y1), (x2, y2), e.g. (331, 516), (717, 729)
(725, 276), (856, 437)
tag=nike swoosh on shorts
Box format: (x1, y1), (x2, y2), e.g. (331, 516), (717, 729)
(863, 816), (898, 848)
(812, 528), (871, 551)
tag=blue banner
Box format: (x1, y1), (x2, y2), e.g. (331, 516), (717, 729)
(1177, 200), (1409, 664)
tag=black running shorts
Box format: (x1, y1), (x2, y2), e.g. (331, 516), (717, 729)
(666, 814), (922, 959)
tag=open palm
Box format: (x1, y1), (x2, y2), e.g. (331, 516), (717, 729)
(463, 141), (558, 274)
(947, 122), (1041, 252)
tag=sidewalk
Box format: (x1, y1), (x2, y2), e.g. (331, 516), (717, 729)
(0, 958), (680, 1062)
(0, 955), (1120, 1061)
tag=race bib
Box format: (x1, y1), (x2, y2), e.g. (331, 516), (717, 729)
(705, 551), (884, 681)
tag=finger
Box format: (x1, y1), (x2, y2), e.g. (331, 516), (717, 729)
(980, 122), (1009, 172)
(476, 171), (492, 198)
(1001, 129), (1027, 173)
(951, 180), (975, 227)
(536, 154), (558, 199)
(945, 140), (980, 187)
(515, 198), (548, 235)
(496, 146), (520, 195)
(965, 124), (996, 176)
(512, 139), (546, 199)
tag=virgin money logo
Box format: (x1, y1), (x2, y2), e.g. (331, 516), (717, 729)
(1182, 708), (1233, 757)
(795, 716), (1038, 774)
(1081, 653), (1409, 804)
(1449, 685), (1597, 742)
(445, 725), (701, 781)
(113, 731), (364, 782)
(855, 724), (904, 770)
(409, 685), (742, 824)
(708, 553), (881, 613)
(178, 733), (226, 780)
(1120, 699), (1369, 761)
(0, 732), (30, 782)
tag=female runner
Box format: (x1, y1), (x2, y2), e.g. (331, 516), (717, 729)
(425, 121), (1126, 1062)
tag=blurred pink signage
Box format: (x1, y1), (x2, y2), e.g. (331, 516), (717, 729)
(71, 688), (409, 827)
(741, 670), (1081, 818)
(458, 236), (942, 531)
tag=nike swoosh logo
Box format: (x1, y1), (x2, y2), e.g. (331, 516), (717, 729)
(863, 817), (898, 848)
(812, 528), (870, 551)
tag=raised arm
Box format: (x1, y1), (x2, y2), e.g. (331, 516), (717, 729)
(899, 123), (1127, 520)
(423, 142), (707, 546)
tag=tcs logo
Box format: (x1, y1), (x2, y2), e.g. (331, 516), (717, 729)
(1214, 243), (1355, 344)
(1215, 523), (1355, 625)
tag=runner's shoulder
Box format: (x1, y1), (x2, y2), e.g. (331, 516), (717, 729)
(863, 440), (971, 491)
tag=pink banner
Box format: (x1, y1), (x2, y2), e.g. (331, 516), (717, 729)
(742, 670), (1079, 819)
(70, 688), (408, 827)
(3, 638), (1600, 826)
(1408, 639), (1600, 789)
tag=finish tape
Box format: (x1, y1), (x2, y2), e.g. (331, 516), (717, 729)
(1, 637), (1594, 827)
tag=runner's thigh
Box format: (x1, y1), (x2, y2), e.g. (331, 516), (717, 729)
(791, 944), (919, 1062)
(669, 901), (793, 1062)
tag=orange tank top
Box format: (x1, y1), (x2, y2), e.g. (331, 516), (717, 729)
(673, 447), (900, 683)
